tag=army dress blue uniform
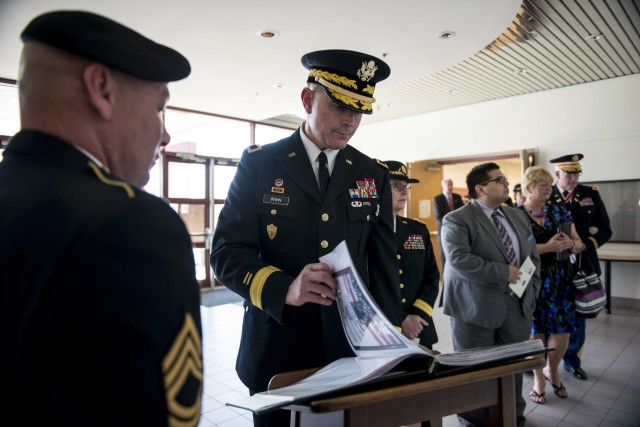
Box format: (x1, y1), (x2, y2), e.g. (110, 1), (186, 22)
(0, 131), (203, 426)
(396, 216), (440, 348)
(210, 129), (402, 394)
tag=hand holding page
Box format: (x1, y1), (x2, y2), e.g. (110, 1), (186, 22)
(509, 256), (536, 298)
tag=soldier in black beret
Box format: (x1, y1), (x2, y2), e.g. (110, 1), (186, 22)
(0, 11), (202, 426)
(210, 49), (400, 426)
(548, 153), (612, 381)
(385, 161), (440, 349)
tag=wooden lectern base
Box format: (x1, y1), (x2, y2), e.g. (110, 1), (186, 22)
(269, 357), (545, 427)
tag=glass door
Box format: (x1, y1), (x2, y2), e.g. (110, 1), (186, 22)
(161, 151), (239, 289)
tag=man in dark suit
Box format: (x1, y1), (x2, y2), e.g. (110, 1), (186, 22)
(210, 50), (401, 426)
(442, 163), (541, 427)
(385, 160), (440, 349)
(548, 154), (612, 381)
(0, 11), (202, 426)
(433, 178), (464, 269)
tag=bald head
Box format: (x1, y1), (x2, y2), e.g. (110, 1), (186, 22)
(19, 42), (89, 126)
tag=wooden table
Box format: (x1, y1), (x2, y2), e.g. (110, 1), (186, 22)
(598, 244), (640, 314)
(269, 357), (545, 427)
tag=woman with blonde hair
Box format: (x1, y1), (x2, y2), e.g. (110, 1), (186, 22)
(519, 166), (585, 404)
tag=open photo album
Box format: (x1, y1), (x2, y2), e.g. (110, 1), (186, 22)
(226, 241), (547, 414)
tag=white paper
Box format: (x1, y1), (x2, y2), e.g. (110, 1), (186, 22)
(509, 256), (536, 298)
(419, 199), (431, 218)
(321, 241), (427, 357)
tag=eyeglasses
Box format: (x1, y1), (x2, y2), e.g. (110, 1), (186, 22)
(481, 176), (508, 185)
(391, 183), (411, 191)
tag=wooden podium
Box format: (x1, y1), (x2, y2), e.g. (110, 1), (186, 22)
(269, 357), (545, 427)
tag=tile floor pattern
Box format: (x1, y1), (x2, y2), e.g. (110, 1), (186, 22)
(198, 303), (640, 427)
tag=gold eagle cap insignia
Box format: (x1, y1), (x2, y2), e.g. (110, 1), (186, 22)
(162, 313), (203, 427)
(267, 224), (278, 240)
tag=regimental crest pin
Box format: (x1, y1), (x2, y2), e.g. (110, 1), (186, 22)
(272, 178), (285, 193)
(267, 224), (277, 240)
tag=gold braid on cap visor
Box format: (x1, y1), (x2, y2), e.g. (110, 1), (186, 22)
(316, 77), (376, 104)
(557, 163), (582, 173)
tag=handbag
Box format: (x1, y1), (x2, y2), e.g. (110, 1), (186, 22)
(573, 253), (607, 318)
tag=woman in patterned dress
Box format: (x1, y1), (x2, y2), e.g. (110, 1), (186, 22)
(519, 166), (585, 404)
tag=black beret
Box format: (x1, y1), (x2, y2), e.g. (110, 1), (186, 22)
(384, 160), (419, 183)
(550, 153), (583, 173)
(21, 10), (190, 82)
(302, 49), (390, 115)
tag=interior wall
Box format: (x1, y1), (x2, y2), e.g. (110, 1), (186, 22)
(353, 73), (640, 302)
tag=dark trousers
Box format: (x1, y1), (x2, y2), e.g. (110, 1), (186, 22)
(450, 296), (531, 426)
(252, 410), (290, 427)
(563, 316), (586, 368)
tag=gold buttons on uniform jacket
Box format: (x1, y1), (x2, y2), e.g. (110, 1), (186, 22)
(271, 209), (277, 215)
(397, 254), (401, 260)
(321, 213), (329, 221)
(399, 269), (403, 275)
(400, 283), (404, 289)
(401, 298), (406, 303)
(320, 240), (329, 249)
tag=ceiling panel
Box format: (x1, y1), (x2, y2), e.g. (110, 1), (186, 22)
(374, 0), (640, 123)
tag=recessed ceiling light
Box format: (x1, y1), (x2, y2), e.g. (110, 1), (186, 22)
(273, 83), (286, 89)
(257, 29), (280, 39)
(515, 68), (529, 75)
(585, 33), (604, 41)
(439, 31), (456, 40)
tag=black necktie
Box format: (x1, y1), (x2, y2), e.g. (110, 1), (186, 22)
(562, 190), (569, 197)
(318, 152), (330, 197)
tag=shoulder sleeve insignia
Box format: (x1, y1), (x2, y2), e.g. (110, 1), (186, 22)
(162, 312), (203, 427)
(87, 161), (134, 199)
(376, 159), (388, 169)
(247, 144), (262, 153)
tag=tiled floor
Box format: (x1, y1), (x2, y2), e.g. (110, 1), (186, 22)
(198, 299), (640, 427)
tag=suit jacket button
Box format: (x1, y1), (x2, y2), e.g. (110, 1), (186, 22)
(320, 240), (329, 249)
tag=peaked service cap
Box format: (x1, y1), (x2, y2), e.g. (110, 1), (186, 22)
(302, 49), (390, 114)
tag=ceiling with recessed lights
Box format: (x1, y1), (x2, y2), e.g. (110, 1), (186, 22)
(0, 0), (638, 130)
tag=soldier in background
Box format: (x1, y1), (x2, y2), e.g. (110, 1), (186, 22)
(548, 153), (612, 381)
(385, 160), (440, 349)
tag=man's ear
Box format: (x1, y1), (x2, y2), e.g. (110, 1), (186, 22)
(83, 63), (115, 119)
(300, 87), (313, 114)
